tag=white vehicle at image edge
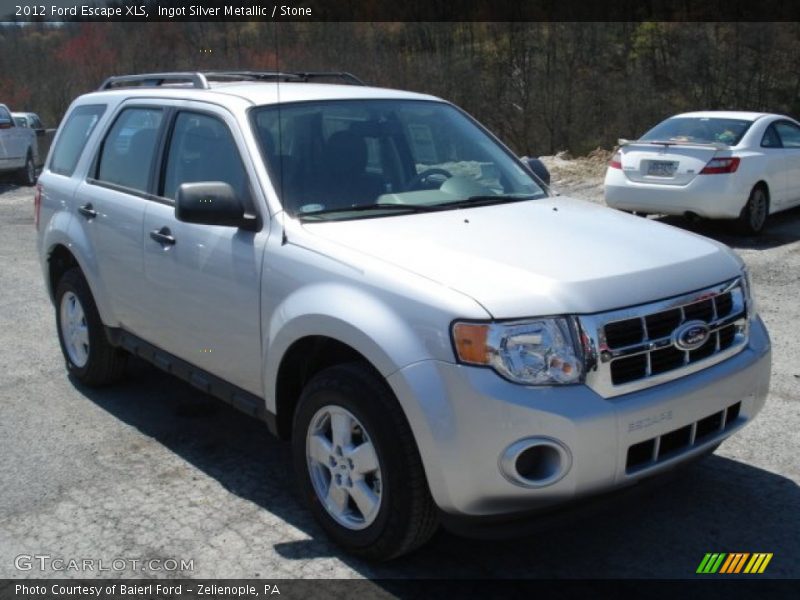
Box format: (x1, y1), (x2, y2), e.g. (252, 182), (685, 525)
(0, 103), (38, 185)
(604, 110), (800, 234)
(36, 72), (771, 560)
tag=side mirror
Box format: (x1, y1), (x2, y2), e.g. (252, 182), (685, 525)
(521, 156), (551, 187)
(0, 120), (12, 130)
(175, 182), (252, 228)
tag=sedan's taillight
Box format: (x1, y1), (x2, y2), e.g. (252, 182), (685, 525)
(609, 152), (622, 169)
(700, 157), (740, 174)
(34, 183), (42, 230)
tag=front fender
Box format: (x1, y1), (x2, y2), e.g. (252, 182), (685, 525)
(263, 282), (440, 412)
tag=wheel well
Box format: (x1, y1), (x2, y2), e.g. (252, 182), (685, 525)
(274, 336), (379, 439)
(48, 245), (79, 300)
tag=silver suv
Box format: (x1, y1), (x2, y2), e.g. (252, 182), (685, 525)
(36, 71), (771, 560)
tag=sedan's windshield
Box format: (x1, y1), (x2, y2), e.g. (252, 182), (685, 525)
(250, 99), (546, 220)
(640, 117), (752, 146)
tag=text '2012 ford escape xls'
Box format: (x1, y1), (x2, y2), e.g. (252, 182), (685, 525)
(36, 72), (771, 560)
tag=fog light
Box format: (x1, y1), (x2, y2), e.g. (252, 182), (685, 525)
(499, 437), (572, 488)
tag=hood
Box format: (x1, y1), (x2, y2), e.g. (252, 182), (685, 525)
(298, 197), (743, 318)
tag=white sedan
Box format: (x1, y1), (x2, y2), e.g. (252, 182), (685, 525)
(604, 111), (800, 234)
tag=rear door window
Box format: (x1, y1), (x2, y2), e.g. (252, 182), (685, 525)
(95, 107), (163, 193)
(49, 104), (106, 176)
(774, 121), (800, 149)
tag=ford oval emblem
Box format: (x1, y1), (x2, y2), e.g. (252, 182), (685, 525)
(672, 320), (711, 351)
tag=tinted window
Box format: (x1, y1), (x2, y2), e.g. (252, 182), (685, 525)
(30, 115), (43, 129)
(641, 117), (752, 146)
(49, 104), (106, 176)
(162, 112), (251, 208)
(96, 108), (162, 192)
(774, 121), (800, 149)
(761, 125), (782, 148)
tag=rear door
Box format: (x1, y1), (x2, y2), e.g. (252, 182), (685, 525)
(75, 103), (167, 331)
(773, 120), (800, 207)
(139, 105), (267, 395)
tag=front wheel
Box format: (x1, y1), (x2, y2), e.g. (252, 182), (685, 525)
(292, 363), (438, 560)
(55, 268), (127, 386)
(737, 186), (768, 235)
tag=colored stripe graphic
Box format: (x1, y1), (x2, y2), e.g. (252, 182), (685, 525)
(744, 553), (773, 574)
(720, 553), (749, 573)
(697, 553), (727, 573)
(698, 553), (773, 574)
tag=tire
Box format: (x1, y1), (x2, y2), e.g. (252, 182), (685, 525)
(54, 268), (127, 386)
(292, 362), (438, 560)
(17, 152), (36, 186)
(737, 186), (768, 235)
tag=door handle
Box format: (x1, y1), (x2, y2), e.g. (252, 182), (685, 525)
(78, 203), (97, 220)
(149, 227), (176, 246)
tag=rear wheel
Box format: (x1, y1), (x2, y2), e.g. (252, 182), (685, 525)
(55, 268), (127, 386)
(18, 153), (36, 186)
(292, 363), (438, 560)
(737, 186), (768, 235)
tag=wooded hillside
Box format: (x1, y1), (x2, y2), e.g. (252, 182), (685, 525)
(2, 22), (799, 155)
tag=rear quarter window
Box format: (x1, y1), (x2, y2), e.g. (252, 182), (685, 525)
(49, 105), (106, 176)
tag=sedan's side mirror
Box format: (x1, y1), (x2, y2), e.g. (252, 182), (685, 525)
(521, 156), (551, 187)
(0, 119), (13, 130)
(175, 182), (254, 229)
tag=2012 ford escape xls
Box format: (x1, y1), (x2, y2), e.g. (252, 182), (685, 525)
(36, 72), (771, 560)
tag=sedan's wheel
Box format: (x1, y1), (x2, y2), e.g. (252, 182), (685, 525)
(55, 268), (127, 386)
(292, 363), (438, 560)
(738, 186), (768, 235)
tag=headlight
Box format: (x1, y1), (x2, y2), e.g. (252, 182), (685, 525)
(452, 318), (583, 385)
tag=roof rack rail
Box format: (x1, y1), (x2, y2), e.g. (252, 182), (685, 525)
(98, 71), (366, 91)
(213, 71), (367, 86)
(98, 72), (212, 90)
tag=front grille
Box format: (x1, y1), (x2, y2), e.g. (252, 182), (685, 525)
(580, 278), (749, 397)
(626, 402), (742, 473)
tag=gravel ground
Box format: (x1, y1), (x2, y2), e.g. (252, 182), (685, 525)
(0, 169), (798, 581)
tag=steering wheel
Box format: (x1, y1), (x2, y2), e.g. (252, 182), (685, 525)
(406, 168), (453, 191)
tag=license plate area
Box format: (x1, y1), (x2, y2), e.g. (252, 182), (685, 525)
(646, 160), (678, 177)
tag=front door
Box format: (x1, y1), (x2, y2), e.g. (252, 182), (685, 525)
(139, 107), (268, 395)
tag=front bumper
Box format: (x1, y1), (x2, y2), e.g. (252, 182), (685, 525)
(387, 316), (771, 517)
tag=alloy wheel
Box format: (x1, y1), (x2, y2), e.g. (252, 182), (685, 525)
(306, 405), (383, 530)
(59, 291), (90, 367)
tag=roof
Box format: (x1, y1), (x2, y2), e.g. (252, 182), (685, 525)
(79, 81), (442, 108)
(671, 111), (773, 121)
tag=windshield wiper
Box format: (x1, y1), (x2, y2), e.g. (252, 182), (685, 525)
(297, 203), (440, 220)
(428, 194), (539, 209)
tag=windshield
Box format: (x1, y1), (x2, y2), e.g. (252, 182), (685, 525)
(640, 117), (752, 146)
(250, 99), (545, 220)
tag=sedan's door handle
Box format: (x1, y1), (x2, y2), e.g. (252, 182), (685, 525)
(78, 203), (97, 220)
(149, 227), (176, 246)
